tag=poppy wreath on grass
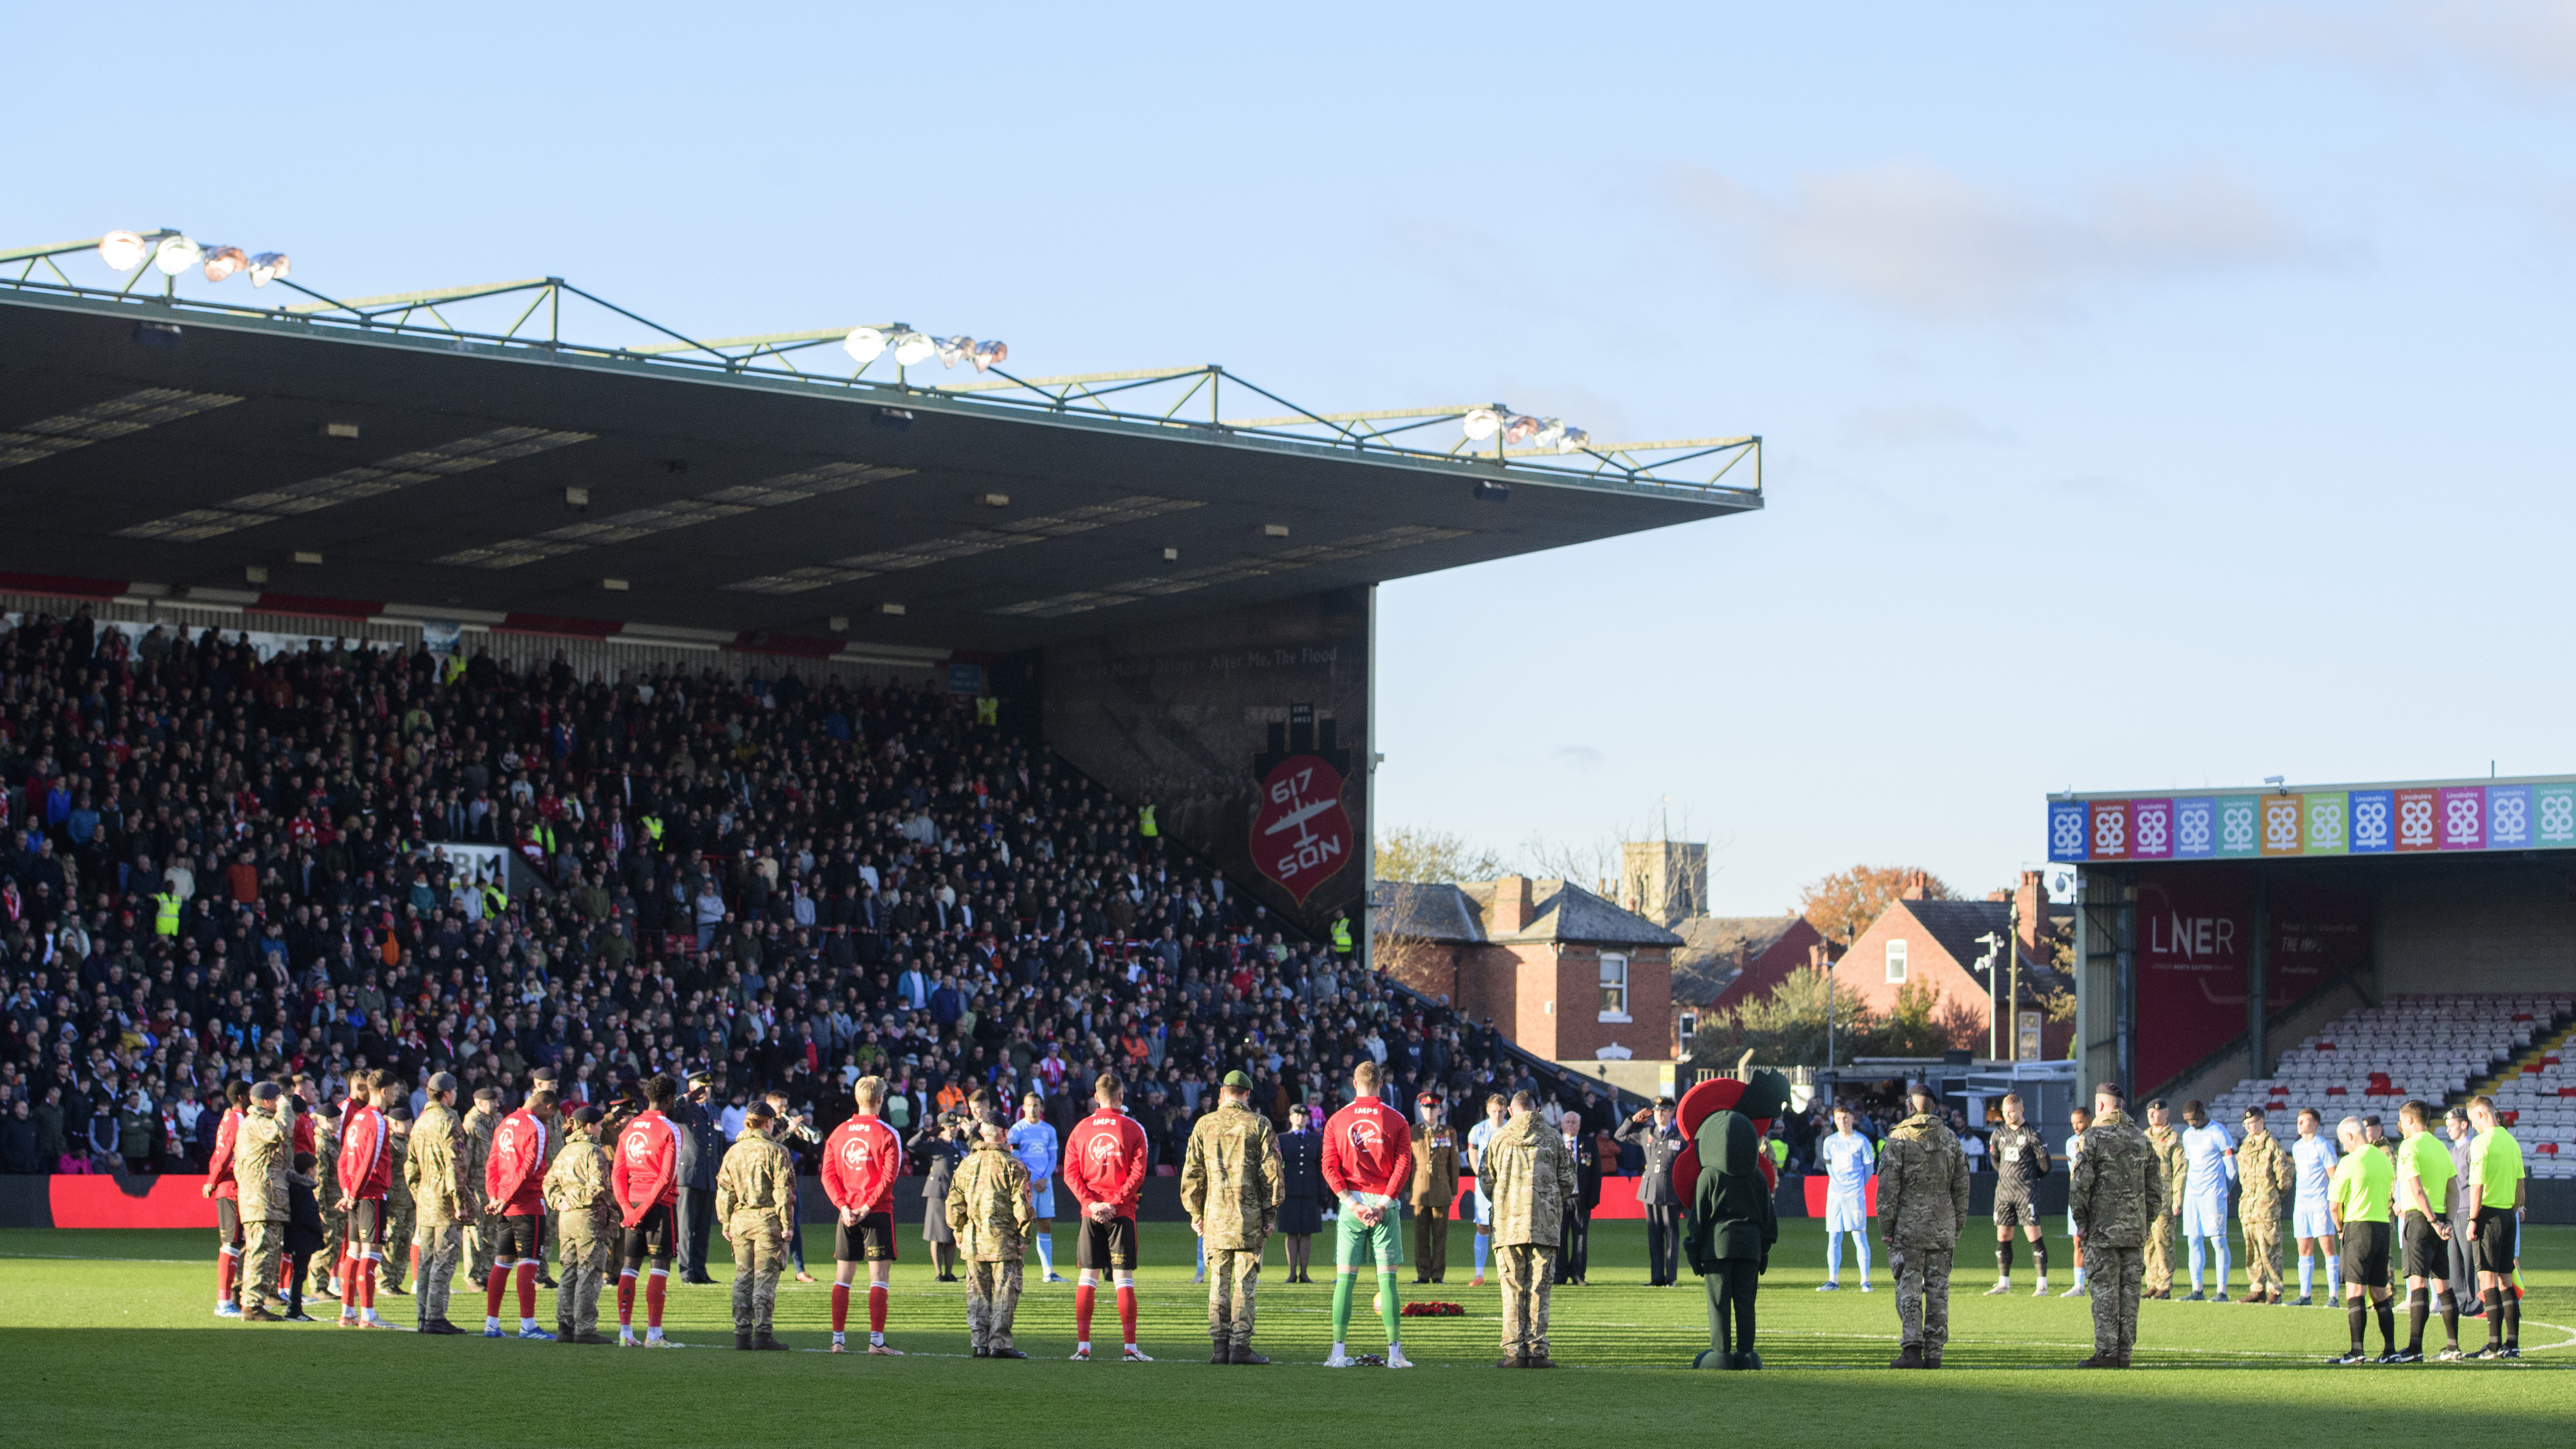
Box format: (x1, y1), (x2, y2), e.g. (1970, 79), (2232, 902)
(1402, 1301), (1465, 1317)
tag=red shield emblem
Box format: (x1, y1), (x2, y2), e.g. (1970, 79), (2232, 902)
(1252, 755), (1352, 905)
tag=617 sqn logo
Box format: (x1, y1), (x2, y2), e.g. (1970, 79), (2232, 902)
(1253, 755), (1351, 904)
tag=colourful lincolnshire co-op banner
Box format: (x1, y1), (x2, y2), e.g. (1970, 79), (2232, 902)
(2047, 779), (2576, 864)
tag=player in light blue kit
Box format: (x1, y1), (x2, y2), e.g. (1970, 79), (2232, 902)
(1009, 1092), (1067, 1283)
(1466, 1095), (1505, 1286)
(2289, 1105), (2340, 1306)
(2061, 1105), (2092, 1296)
(1817, 1103), (1876, 1291)
(2177, 1099), (2237, 1301)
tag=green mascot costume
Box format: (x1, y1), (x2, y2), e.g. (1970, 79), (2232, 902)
(1681, 1070), (1791, 1369)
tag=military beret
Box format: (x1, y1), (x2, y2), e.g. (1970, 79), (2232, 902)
(2144, 1097), (2167, 1111)
(1222, 1070), (1254, 1090)
(571, 1105), (603, 1125)
(2240, 1106), (2264, 1120)
(427, 1071), (458, 1094)
(745, 1101), (776, 1122)
(250, 1081), (282, 1101)
(473, 1086), (503, 1103)
(388, 1106), (412, 1122)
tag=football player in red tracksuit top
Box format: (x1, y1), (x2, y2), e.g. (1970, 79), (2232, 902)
(335, 1071), (394, 1327)
(1063, 1072), (1153, 1362)
(1322, 1061), (1416, 1367)
(611, 1074), (685, 1346)
(819, 1075), (906, 1355)
(483, 1084), (559, 1340)
(200, 1081), (249, 1315)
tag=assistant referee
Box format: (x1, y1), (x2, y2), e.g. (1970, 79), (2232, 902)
(2326, 1114), (2396, 1365)
(2464, 1095), (2526, 1359)
(2393, 1100), (2458, 1362)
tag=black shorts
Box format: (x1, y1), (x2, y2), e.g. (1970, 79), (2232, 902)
(835, 1211), (898, 1263)
(1075, 1214), (1139, 1272)
(2472, 1208), (2518, 1275)
(2341, 1219), (2391, 1289)
(2400, 1215), (2448, 1281)
(346, 1198), (388, 1253)
(216, 1197), (244, 1249)
(620, 1203), (675, 1266)
(497, 1213), (545, 1263)
(1994, 1196), (2039, 1231)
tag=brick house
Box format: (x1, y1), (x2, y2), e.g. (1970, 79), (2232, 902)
(1669, 913), (1834, 1054)
(1372, 875), (1679, 1062)
(1826, 870), (2074, 1059)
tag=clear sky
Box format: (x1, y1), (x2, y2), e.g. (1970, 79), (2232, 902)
(9, 3), (2573, 914)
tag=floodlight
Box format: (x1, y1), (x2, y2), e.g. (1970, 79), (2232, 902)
(935, 335), (971, 368)
(1503, 413), (1540, 445)
(99, 230), (149, 272)
(247, 252), (290, 287)
(201, 246), (248, 282)
(891, 329), (937, 367)
(1532, 417), (1565, 450)
(971, 339), (1007, 372)
(152, 234), (202, 276)
(842, 326), (888, 364)
(1556, 426), (1588, 454)
(1461, 407), (1503, 441)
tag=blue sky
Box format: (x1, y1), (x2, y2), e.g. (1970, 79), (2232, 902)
(9, 3), (2574, 913)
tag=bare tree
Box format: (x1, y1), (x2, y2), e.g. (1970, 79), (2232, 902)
(1373, 826), (1512, 884)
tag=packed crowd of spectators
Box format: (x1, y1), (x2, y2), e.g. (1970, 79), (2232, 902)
(0, 605), (1598, 1180)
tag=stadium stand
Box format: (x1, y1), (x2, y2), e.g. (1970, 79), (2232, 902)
(0, 608), (1588, 1181)
(2208, 994), (2576, 1167)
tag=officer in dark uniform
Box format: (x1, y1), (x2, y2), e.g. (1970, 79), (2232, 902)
(1617, 1097), (1687, 1286)
(672, 1070), (724, 1284)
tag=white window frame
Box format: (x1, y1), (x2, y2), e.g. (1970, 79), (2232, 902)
(1678, 1011), (1698, 1047)
(1598, 952), (1631, 1022)
(1885, 938), (1908, 984)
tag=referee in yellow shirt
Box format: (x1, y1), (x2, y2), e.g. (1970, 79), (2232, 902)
(2393, 1101), (2459, 1362)
(2464, 1095), (2526, 1359)
(2326, 1114), (2396, 1364)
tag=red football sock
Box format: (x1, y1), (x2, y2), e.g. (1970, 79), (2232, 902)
(831, 1283), (850, 1332)
(868, 1284), (887, 1334)
(646, 1272), (668, 1329)
(217, 1252), (237, 1303)
(409, 1245), (420, 1284)
(617, 1272), (636, 1326)
(357, 1270), (374, 1310)
(336, 1251), (353, 1299)
(515, 1262), (537, 1318)
(1117, 1285), (1138, 1345)
(1075, 1283), (1096, 1341)
(485, 1266), (509, 1318)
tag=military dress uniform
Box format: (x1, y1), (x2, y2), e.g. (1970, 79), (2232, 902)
(2070, 1105), (2165, 1366)
(461, 1102), (501, 1286)
(543, 1132), (616, 1341)
(1179, 1100), (1286, 1361)
(945, 1140), (1034, 1356)
(1484, 1113), (1577, 1366)
(1409, 1118), (1460, 1285)
(1878, 1107), (1969, 1366)
(236, 1097), (298, 1318)
(406, 1101), (473, 1328)
(2234, 1121), (2294, 1303)
(715, 1126), (800, 1348)
(2143, 1121), (2186, 1298)
(1616, 1114), (1688, 1285)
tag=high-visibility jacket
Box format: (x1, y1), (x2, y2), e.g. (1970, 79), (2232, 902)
(154, 892), (181, 937)
(1139, 805), (1157, 839)
(1330, 917), (1353, 955)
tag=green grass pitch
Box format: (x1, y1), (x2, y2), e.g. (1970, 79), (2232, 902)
(1, 1219), (2566, 1448)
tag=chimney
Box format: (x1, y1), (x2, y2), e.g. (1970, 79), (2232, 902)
(1900, 868), (1933, 901)
(2015, 869), (2047, 957)
(1490, 875), (1532, 935)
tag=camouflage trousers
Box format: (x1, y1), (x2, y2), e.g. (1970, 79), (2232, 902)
(378, 1200), (414, 1291)
(465, 1212), (502, 1285)
(414, 1219), (463, 1324)
(1207, 1247), (1262, 1346)
(1498, 1244), (1558, 1359)
(726, 1213), (785, 1335)
(313, 1195), (345, 1291)
(241, 1220), (286, 1315)
(2087, 1245), (2143, 1359)
(2241, 1216), (2282, 1294)
(966, 1258), (1025, 1353)
(557, 1229), (608, 1337)
(2142, 1212), (2175, 1294)
(1891, 1244), (1954, 1352)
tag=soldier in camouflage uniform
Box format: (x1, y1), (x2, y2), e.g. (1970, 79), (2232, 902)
(460, 1087), (502, 1290)
(310, 1089), (345, 1299)
(530, 1068), (564, 1289)
(945, 1117), (1035, 1358)
(543, 1105), (615, 1343)
(1878, 1082), (1969, 1369)
(378, 1104), (415, 1297)
(2234, 1107), (2293, 1304)
(406, 1073), (472, 1333)
(716, 1101), (799, 1350)
(2142, 1099), (2186, 1299)
(1483, 1093), (1577, 1368)
(1179, 1071), (1286, 1364)
(2071, 1082), (2165, 1367)
(235, 1084), (298, 1321)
